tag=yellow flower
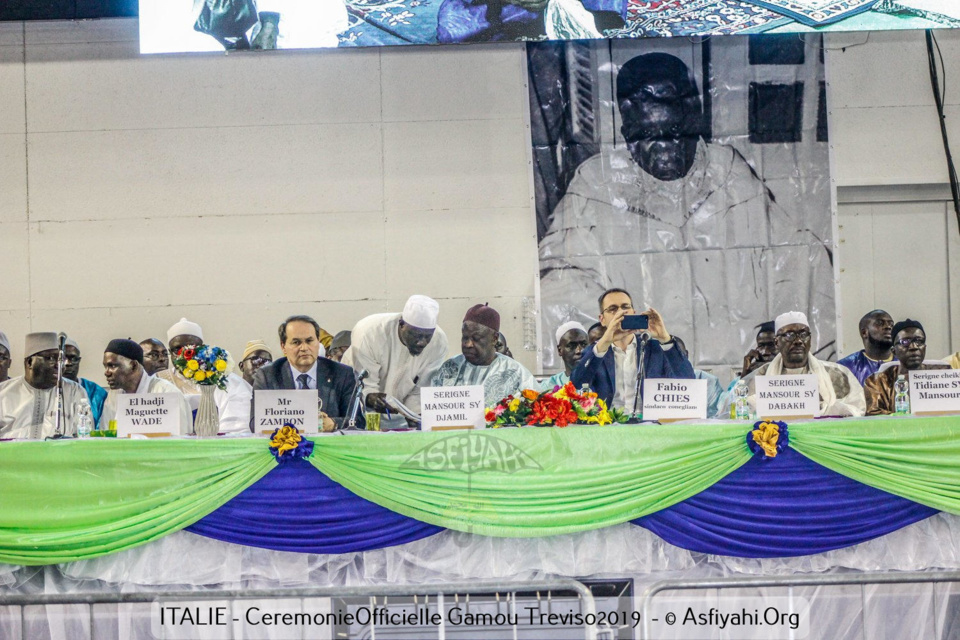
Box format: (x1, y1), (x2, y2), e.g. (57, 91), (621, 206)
(215, 359), (227, 372)
(183, 369), (194, 379)
(751, 422), (780, 457)
(270, 425), (302, 455)
(594, 410), (612, 425)
(194, 370), (207, 382)
(187, 359), (200, 370)
(508, 398), (521, 412)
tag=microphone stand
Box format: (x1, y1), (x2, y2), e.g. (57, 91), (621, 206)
(53, 333), (66, 438)
(346, 370), (368, 430)
(632, 332), (650, 417)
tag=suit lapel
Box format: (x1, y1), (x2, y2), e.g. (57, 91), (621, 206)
(279, 359), (295, 390)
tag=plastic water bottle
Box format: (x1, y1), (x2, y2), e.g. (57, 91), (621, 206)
(894, 375), (910, 415)
(76, 400), (93, 438)
(734, 379), (751, 420)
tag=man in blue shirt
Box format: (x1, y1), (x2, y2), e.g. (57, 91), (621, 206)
(837, 310), (894, 385)
(63, 338), (107, 428)
(571, 288), (694, 412)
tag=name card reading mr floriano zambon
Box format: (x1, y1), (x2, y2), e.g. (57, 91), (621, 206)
(909, 369), (960, 414)
(420, 386), (485, 431)
(755, 374), (820, 419)
(254, 390), (319, 434)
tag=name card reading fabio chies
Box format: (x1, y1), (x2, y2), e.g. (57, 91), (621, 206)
(116, 393), (182, 436)
(421, 386), (485, 431)
(254, 390), (319, 434)
(910, 369), (960, 414)
(755, 374), (820, 419)
(642, 379), (708, 420)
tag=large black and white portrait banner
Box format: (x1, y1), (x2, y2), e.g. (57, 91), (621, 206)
(530, 35), (835, 377)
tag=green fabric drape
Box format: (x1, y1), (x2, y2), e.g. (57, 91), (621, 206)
(309, 424), (753, 537)
(791, 415), (960, 513)
(0, 439), (275, 565)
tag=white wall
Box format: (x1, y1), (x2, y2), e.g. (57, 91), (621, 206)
(0, 19), (539, 383)
(2, 21), (959, 384)
(827, 29), (960, 358)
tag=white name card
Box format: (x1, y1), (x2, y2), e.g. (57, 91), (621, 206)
(755, 374), (820, 418)
(420, 386), (485, 431)
(642, 378), (708, 421)
(116, 393), (182, 436)
(910, 369), (960, 414)
(254, 390), (319, 434)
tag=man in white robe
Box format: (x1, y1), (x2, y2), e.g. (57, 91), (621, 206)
(0, 332), (89, 439)
(431, 304), (538, 407)
(342, 295), (448, 414)
(99, 339), (192, 434)
(157, 318), (252, 433)
(729, 311), (865, 418)
(538, 52), (835, 371)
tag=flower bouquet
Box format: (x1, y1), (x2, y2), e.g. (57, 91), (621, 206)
(485, 382), (629, 427)
(172, 345), (230, 390)
(173, 344), (230, 437)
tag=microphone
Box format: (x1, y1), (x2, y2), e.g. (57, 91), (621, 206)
(346, 370), (369, 429)
(58, 332), (67, 349)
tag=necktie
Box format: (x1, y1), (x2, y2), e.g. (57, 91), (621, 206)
(297, 374), (310, 390)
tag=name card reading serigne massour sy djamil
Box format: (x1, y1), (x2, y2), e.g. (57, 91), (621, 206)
(254, 390), (319, 434)
(642, 378), (708, 421)
(420, 386), (485, 431)
(115, 393), (182, 437)
(909, 369), (960, 415)
(755, 374), (820, 419)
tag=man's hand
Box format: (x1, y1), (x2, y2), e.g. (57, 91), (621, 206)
(643, 308), (670, 343)
(742, 349), (762, 376)
(319, 411), (336, 433)
(596, 308), (629, 355)
(365, 392), (390, 413)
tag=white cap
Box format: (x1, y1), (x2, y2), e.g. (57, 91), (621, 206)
(401, 295), (440, 330)
(0, 331), (9, 354)
(555, 321), (587, 345)
(167, 318), (204, 343)
(65, 336), (79, 351)
(774, 311), (809, 334)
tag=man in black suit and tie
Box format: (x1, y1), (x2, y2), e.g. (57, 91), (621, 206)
(251, 315), (363, 431)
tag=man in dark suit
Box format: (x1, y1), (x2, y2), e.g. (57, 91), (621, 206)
(571, 288), (694, 412)
(251, 315), (363, 431)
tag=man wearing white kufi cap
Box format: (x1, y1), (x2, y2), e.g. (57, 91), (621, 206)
(729, 311), (865, 418)
(157, 318), (253, 433)
(540, 322), (588, 392)
(0, 332), (89, 439)
(0, 331), (11, 383)
(342, 295), (448, 414)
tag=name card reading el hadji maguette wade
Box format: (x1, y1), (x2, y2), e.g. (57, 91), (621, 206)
(116, 393), (182, 436)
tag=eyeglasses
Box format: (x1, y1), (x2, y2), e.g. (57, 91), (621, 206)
(243, 356), (271, 366)
(897, 337), (926, 348)
(777, 330), (811, 343)
(602, 303), (634, 315)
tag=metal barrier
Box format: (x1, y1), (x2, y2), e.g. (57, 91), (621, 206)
(638, 569), (960, 640)
(0, 578), (607, 640)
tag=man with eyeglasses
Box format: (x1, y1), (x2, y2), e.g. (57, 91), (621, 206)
(863, 319), (949, 416)
(0, 332), (89, 439)
(571, 288), (694, 410)
(139, 338), (170, 376)
(731, 311), (865, 418)
(837, 310), (896, 385)
(0, 331), (11, 384)
(62, 338), (108, 429)
(238, 340), (273, 386)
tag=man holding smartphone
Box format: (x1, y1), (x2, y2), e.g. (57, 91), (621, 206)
(571, 288), (694, 411)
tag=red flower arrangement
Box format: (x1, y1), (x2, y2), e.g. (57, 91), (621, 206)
(485, 382), (626, 427)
